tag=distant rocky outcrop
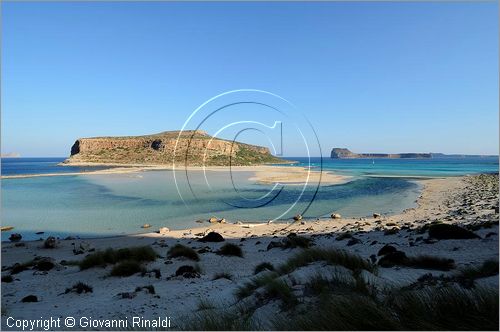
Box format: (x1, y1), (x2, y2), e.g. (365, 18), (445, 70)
(1, 152), (21, 158)
(64, 130), (286, 166)
(330, 148), (431, 159)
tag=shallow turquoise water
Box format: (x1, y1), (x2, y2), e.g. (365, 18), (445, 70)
(1, 157), (497, 241)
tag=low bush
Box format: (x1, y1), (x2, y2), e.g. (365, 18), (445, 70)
(254, 262), (275, 274)
(110, 261), (145, 277)
(218, 243), (243, 257)
(65, 282), (93, 294)
(428, 223), (480, 240)
(279, 248), (375, 274)
(168, 244), (200, 261)
(212, 272), (233, 280)
(79, 246), (157, 270)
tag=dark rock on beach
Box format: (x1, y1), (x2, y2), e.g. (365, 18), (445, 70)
(198, 232), (225, 242)
(21, 295), (38, 303)
(428, 223), (480, 240)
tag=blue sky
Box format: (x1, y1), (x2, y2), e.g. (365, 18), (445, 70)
(2, 2), (498, 157)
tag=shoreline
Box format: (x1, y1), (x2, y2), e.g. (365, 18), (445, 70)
(0, 176), (456, 244)
(1, 164), (353, 185)
(1, 174), (498, 327)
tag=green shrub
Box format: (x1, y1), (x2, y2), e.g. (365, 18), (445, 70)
(279, 248), (375, 274)
(218, 243), (243, 257)
(110, 261), (145, 277)
(406, 255), (456, 271)
(264, 279), (298, 309)
(212, 272), (233, 280)
(168, 244), (200, 261)
(79, 246), (156, 270)
(254, 262), (275, 274)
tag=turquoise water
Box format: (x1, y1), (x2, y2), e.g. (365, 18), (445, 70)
(1, 157), (498, 241)
(284, 157), (499, 177)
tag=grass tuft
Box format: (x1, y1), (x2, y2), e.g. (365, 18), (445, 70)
(254, 262), (275, 275)
(212, 272), (233, 281)
(79, 246), (156, 270)
(167, 244), (200, 261)
(65, 281), (93, 294)
(110, 260), (145, 277)
(218, 243), (243, 257)
(279, 248), (375, 275)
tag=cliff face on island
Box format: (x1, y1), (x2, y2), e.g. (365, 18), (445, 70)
(331, 148), (431, 159)
(65, 130), (285, 166)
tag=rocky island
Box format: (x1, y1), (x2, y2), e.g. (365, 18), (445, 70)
(64, 130), (286, 166)
(331, 148), (431, 159)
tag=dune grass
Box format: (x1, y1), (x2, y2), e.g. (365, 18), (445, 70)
(254, 262), (275, 275)
(110, 260), (145, 277)
(212, 272), (233, 281)
(79, 246), (157, 270)
(264, 279), (298, 309)
(279, 247), (375, 275)
(406, 255), (456, 271)
(217, 243), (243, 257)
(167, 244), (200, 261)
(456, 259), (499, 280)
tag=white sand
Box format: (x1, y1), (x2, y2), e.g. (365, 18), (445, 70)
(1, 174), (498, 329)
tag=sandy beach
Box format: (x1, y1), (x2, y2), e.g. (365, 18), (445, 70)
(1, 173), (498, 329)
(2, 164), (351, 185)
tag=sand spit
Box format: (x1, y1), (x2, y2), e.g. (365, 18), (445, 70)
(1, 174), (498, 330)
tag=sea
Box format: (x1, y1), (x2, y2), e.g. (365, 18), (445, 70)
(1, 157), (498, 241)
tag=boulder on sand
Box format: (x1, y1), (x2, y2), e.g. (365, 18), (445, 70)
(428, 223), (480, 240)
(158, 227), (170, 235)
(9, 233), (22, 242)
(293, 214), (303, 221)
(377, 244), (397, 256)
(44, 236), (57, 249)
(331, 213), (342, 219)
(198, 232), (225, 242)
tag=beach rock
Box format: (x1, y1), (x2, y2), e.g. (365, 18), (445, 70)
(378, 250), (408, 268)
(384, 227), (399, 235)
(293, 214), (303, 221)
(198, 232), (224, 242)
(34, 257), (55, 271)
(2, 275), (14, 283)
(267, 241), (284, 251)
(158, 227), (170, 235)
(44, 236), (57, 249)
(141, 224), (152, 229)
(373, 213), (381, 218)
(377, 244), (397, 256)
(175, 265), (200, 278)
(331, 213), (342, 219)
(336, 232), (352, 241)
(346, 238), (361, 246)
(219, 218), (226, 224)
(21, 295), (38, 303)
(208, 217), (219, 223)
(10, 263), (29, 275)
(9, 233), (22, 242)
(118, 292), (136, 299)
(428, 223), (480, 240)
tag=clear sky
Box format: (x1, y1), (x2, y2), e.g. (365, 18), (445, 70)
(2, 1), (498, 157)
